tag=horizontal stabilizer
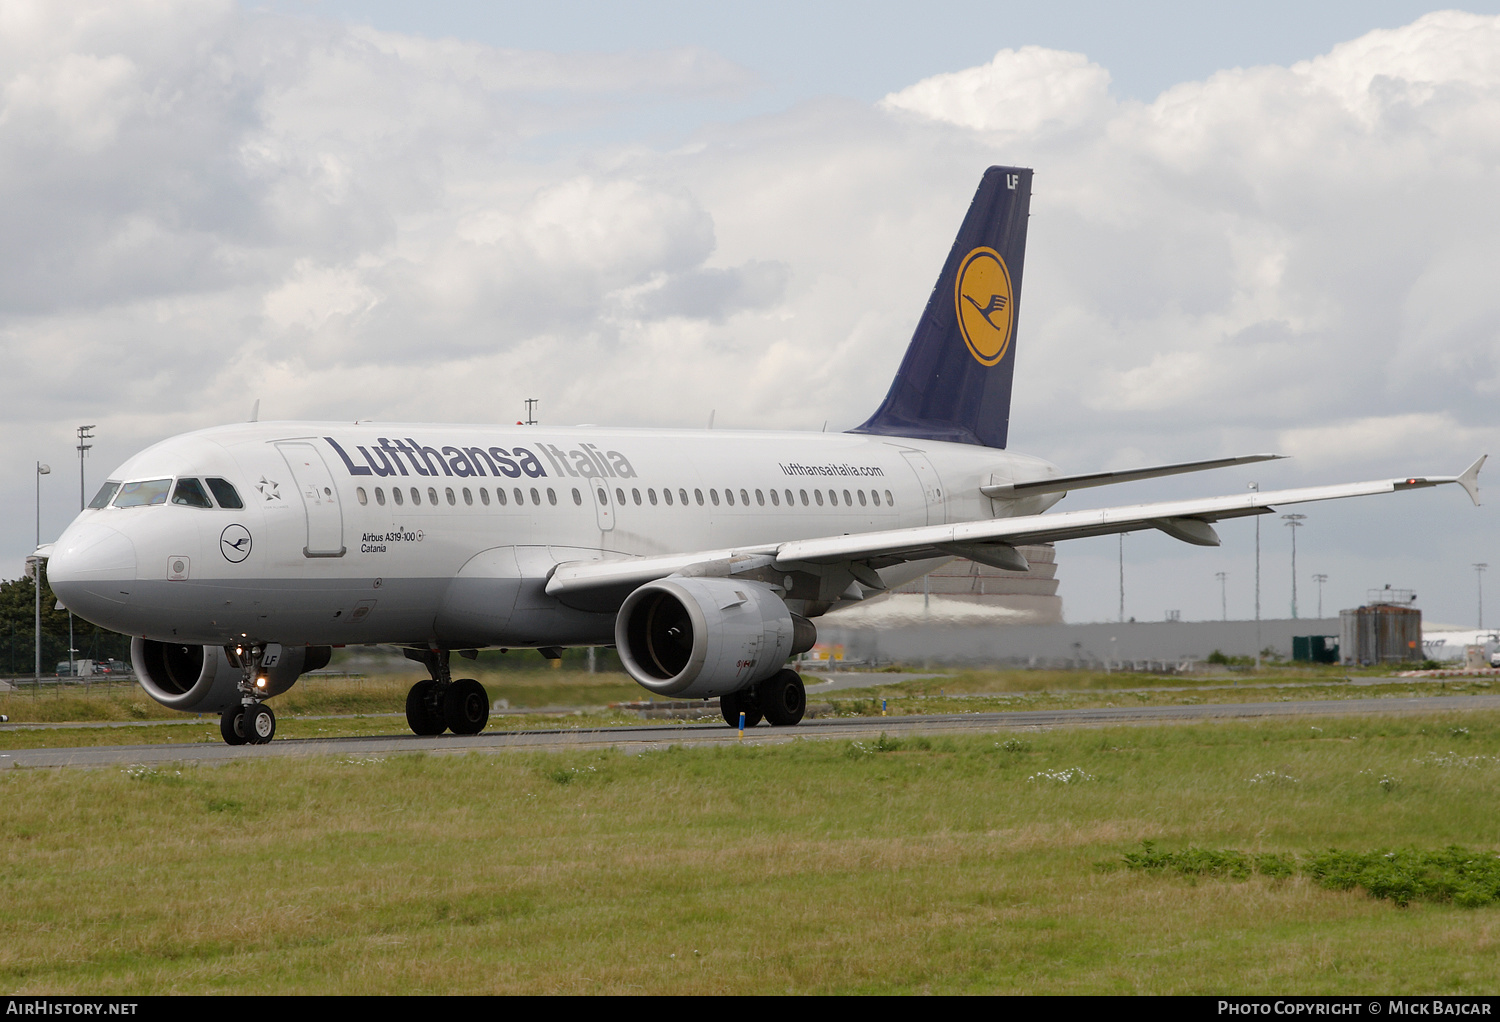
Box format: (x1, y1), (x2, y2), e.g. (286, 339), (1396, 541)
(982, 454), (1284, 499)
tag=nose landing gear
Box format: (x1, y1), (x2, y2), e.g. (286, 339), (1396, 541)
(220, 643), (279, 745)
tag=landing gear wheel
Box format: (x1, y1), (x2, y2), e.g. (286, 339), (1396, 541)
(220, 705), (247, 746)
(443, 678), (490, 735)
(760, 669), (806, 727)
(721, 689), (763, 728)
(405, 679), (447, 736)
(245, 704), (276, 744)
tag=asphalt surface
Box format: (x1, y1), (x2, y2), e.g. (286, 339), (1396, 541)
(5, 693), (1499, 770)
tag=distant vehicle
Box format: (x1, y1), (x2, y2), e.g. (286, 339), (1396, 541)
(55, 659), (94, 677)
(1491, 651), (1500, 669)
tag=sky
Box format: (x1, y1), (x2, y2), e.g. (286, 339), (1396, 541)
(3, 0), (1499, 627)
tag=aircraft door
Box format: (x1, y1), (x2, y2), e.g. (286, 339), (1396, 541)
(589, 480), (615, 532)
(277, 442), (347, 557)
(900, 450), (945, 526)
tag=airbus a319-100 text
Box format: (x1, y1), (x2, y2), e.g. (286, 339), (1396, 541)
(41, 167), (1485, 745)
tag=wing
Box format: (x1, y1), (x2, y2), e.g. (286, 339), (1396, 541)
(545, 456), (1486, 609)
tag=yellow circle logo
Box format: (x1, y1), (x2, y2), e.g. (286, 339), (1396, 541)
(955, 247), (1013, 366)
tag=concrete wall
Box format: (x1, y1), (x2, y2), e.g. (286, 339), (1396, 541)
(814, 617), (1341, 668)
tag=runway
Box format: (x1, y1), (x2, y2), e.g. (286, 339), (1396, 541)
(5, 692), (1499, 769)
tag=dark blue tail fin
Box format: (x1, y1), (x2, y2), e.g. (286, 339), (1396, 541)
(850, 166), (1032, 449)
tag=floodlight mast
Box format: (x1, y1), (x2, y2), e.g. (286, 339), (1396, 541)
(77, 425), (95, 511)
(35, 462), (50, 688)
(1283, 514), (1307, 618)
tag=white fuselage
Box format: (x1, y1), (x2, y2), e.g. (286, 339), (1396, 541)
(46, 422), (1062, 649)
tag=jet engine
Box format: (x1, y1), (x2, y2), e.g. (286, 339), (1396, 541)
(131, 639), (332, 714)
(615, 577), (816, 699)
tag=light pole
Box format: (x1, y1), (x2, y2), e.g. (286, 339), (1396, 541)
(76, 425), (94, 510)
(1476, 563), (1489, 630)
(1249, 482), (1260, 668)
(1216, 571), (1228, 621)
(1118, 533), (1125, 623)
(1313, 574), (1328, 619)
(1283, 514), (1306, 618)
(35, 462), (51, 688)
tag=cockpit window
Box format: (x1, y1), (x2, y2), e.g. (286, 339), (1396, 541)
(88, 482), (120, 509)
(206, 478), (243, 509)
(113, 479), (172, 507)
(172, 478), (214, 508)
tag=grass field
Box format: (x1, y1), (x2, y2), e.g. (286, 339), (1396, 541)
(2, 708), (1498, 993)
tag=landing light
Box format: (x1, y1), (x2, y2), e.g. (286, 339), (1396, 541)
(255, 676), (268, 689)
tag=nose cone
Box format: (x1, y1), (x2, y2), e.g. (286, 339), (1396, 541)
(47, 522), (138, 625)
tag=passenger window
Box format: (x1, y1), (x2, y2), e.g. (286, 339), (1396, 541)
(843, 489), (852, 506)
(664, 488), (674, 506)
(799, 490), (809, 506)
(393, 487), (404, 506)
(114, 479), (172, 507)
(89, 481), (121, 509)
(770, 489), (780, 507)
(694, 489), (704, 506)
(411, 488), (421, 505)
(498, 488), (509, 506)
(632, 488), (641, 506)
(871, 490), (880, 507)
(445, 487), (456, 506)
(572, 488), (582, 506)
(375, 487), (386, 506)
(710, 489), (720, 506)
(723, 488), (733, 506)
(428, 487), (439, 505)
(680, 488), (690, 505)
(648, 488), (658, 506)
(827, 490), (837, 507)
(547, 488), (557, 506)
(740, 489), (749, 506)
(462, 488), (472, 506)
(356, 487), (368, 506)
(205, 478), (243, 509)
(785, 489), (794, 507)
(755, 489), (764, 506)
(885, 490), (894, 506)
(479, 488), (490, 506)
(858, 490), (867, 506)
(615, 487), (626, 506)
(814, 490), (824, 506)
(530, 487), (541, 505)
(597, 487), (608, 505)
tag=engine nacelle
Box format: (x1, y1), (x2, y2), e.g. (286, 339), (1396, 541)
(615, 577), (815, 698)
(131, 639), (332, 714)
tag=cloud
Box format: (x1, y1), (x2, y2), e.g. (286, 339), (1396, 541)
(879, 45), (1113, 134)
(4, 3), (1500, 625)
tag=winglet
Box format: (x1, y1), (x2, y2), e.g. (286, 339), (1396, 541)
(1458, 454), (1486, 506)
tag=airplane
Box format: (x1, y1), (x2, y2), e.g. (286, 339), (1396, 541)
(40, 166), (1485, 746)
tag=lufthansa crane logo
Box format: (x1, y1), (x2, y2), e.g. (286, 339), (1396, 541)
(220, 524), (252, 563)
(955, 246), (1014, 366)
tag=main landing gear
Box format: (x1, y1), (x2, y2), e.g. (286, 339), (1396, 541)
(220, 643), (278, 746)
(403, 648), (490, 737)
(721, 668), (806, 728)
